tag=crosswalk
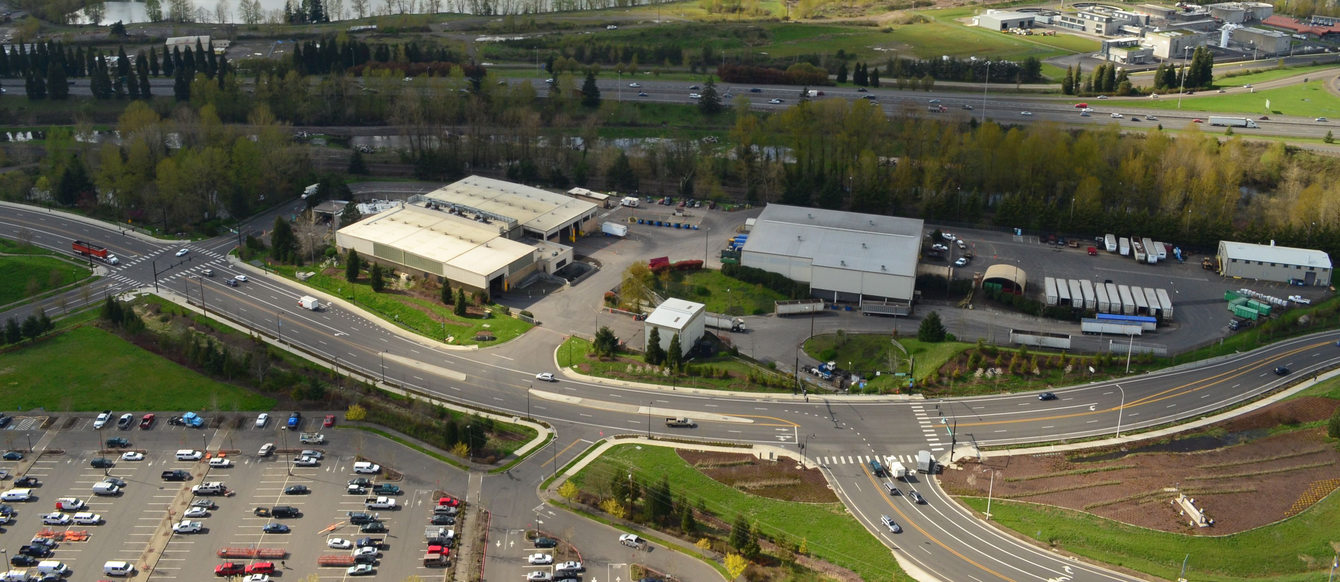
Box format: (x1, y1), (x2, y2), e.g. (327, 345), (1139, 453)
(910, 402), (947, 452)
(102, 246), (230, 292)
(815, 453), (926, 466)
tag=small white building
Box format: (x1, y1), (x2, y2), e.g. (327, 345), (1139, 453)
(976, 9), (1036, 31)
(643, 299), (705, 357)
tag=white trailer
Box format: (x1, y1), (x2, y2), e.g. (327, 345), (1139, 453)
(1133, 239), (1146, 263)
(1057, 277), (1072, 306)
(1081, 318), (1143, 336)
(1104, 234), (1117, 253)
(1105, 283), (1120, 310)
(601, 222), (628, 237)
(1095, 283), (1111, 313)
(1141, 237), (1158, 264)
(1068, 279), (1084, 309)
(1044, 277), (1059, 306)
(1119, 237), (1130, 256)
(704, 313), (746, 332)
(1154, 242), (1168, 261)
(1143, 287), (1161, 317)
(298, 296), (320, 311)
(887, 461), (909, 480)
(775, 299), (824, 316)
(1208, 116), (1258, 128)
(1080, 279), (1096, 310)
(1118, 285), (1136, 315)
(1131, 286), (1150, 315)
(1156, 288), (1174, 320)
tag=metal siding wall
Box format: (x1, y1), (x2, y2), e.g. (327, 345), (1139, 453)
(403, 251), (442, 276)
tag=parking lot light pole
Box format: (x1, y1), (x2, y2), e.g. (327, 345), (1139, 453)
(1115, 383), (1127, 438)
(984, 468), (996, 520)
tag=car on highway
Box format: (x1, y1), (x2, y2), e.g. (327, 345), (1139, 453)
(1110, 112), (1123, 118)
(93, 411), (112, 429)
(226, 278), (239, 287)
(688, 92), (701, 99)
(1317, 117), (1329, 122)
(1274, 366), (1290, 375)
(880, 514), (902, 533)
(909, 490), (926, 504)
(688, 85), (700, 90)
(140, 413), (155, 429)
(1019, 111), (1032, 116)
(749, 87), (761, 93)
(768, 98), (783, 104)
(928, 99), (940, 104)
(1097, 95), (1108, 100)
(535, 372), (556, 382)
(1192, 118), (1204, 123)
(121, 451), (144, 461)
(262, 523), (290, 534)
(1146, 115), (1158, 121)
(175, 248), (189, 257)
(1038, 392), (1057, 401)
(637, 91), (648, 97)
(234, 274), (248, 282)
(628, 82), (640, 88)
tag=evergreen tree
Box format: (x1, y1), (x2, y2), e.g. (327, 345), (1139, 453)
(271, 216), (298, 263)
(4, 318), (20, 344)
(136, 53), (150, 97)
(836, 61), (848, 84)
(645, 327), (665, 365)
(173, 66), (190, 101)
(918, 311), (947, 342)
(605, 151), (638, 192)
(345, 249), (361, 282)
(454, 288), (467, 316)
(854, 62), (867, 86)
(149, 48), (160, 77)
(1061, 65), (1073, 95)
(698, 76), (722, 115)
(369, 263), (384, 292)
(441, 280), (452, 306)
(869, 68), (880, 88)
(594, 326), (620, 358)
(46, 60), (68, 100)
(580, 71), (601, 108)
(729, 515), (750, 551)
(348, 149), (368, 174)
(665, 333), (683, 370)
(340, 201), (363, 227)
(679, 502), (697, 534)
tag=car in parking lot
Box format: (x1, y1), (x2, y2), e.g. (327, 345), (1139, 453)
(372, 484), (401, 495)
(328, 538), (352, 549)
(255, 413), (269, 428)
(245, 562), (275, 575)
(184, 506), (209, 518)
(121, 451), (143, 461)
(173, 520), (204, 533)
(42, 512), (71, 525)
(19, 545), (52, 558)
(1038, 392), (1058, 401)
(15, 476), (39, 487)
(190, 499), (217, 509)
(360, 521), (389, 533)
(284, 485), (310, 495)
(356, 537), (385, 548)
(93, 411), (112, 429)
(347, 564), (375, 576)
(105, 436), (131, 448)
(258, 443), (274, 456)
(161, 470), (191, 481)
(533, 536), (558, 548)
(294, 456), (319, 467)
(215, 562), (245, 576)
(324, 414), (336, 427)
(55, 498), (85, 511)
(527, 571), (554, 582)
(2, 451), (23, 460)
(10, 555), (37, 567)
(348, 511), (378, 524)
(430, 514), (455, 525)
(954, 257), (969, 267)
(90, 457), (115, 468)
(243, 574), (270, 582)
(353, 461), (381, 474)
(72, 512), (102, 525)
(528, 553), (554, 565)
(116, 413), (134, 429)
(555, 561), (584, 573)
(262, 523), (290, 533)
(209, 457), (233, 468)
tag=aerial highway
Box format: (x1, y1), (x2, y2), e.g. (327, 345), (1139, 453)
(4, 202), (1338, 581)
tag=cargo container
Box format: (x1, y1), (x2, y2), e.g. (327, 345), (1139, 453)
(1095, 283), (1111, 313)
(601, 222), (628, 237)
(1119, 237), (1130, 256)
(1081, 318), (1142, 336)
(1044, 277), (1059, 306)
(1143, 288), (1160, 317)
(1131, 286), (1149, 315)
(1069, 280), (1086, 310)
(1142, 237), (1158, 264)
(1156, 288), (1174, 320)
(1057, 278), (1072, 306)
(1104, 234), (1117, 253)
(775, 298), (824, 316)
(1117, 285), (1136, 315)
(1232, 304), (1260, 320)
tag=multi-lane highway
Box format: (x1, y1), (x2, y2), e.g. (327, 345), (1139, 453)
(5, 202), (1338, 581)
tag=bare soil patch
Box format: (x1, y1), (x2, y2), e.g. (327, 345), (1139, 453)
(677, 450), (838, 503)
(941, 396), (1340, 534)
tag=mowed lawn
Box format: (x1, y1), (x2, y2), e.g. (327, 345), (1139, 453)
(0, 326), (275, 411)
(0, 255), (91, 305)
(1134, 80), (1340, 118)
(572, 444), (903, 581)
(961, 493), (1340, 582)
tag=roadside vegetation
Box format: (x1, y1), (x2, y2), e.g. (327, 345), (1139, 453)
(559, 334), (795, 392)
(0, 253), (92, 306)
(564, 444), (902, 582)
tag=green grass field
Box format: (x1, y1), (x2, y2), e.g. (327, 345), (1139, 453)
(572, 444), (903, 581)
(0, 326), (275, 411)
(0, 239), (51, 255)
(804, 333), (970, 387)
(557, 336), (793, 392)
(656, 269), (791, 316)
(0, 255), (92, 305)
(1133, 80), (1339, 118)
(960, 493), (1340, 582)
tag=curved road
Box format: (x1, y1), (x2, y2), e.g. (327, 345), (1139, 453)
(4, 203), (1337, 581)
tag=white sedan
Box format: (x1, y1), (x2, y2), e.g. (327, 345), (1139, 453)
(527, 553), (553, 565)
(327, 538), (352, 549)
(184, 506), (210, 518)
(175, 248), (190, 257)
(535, 372), (556, 382)
(121, 451), (144, 461)
(768, 98), (783, 104)
(1110, 112), (1123, 118)
(1019, 111), (1033, 116)
(294, 456), (319, 467)
(628, 82), (640, 88)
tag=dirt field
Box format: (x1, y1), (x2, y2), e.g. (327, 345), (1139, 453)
(677, 450), (837, 503)
(940, 397), (1340, 534)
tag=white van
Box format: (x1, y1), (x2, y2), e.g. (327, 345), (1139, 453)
(37, 560), (69, 575)
(176, 449), (203, 461)
(1, 571), (31, 582)
(191, 482), (225, 495)
(92, 482), (120, 496)
(0, 488), (32, 501)
(103, 560), (134, 576)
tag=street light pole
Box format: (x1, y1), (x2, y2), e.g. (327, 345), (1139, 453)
(646, 403), (652, 438)
(981, 61), (991, 123)
(1115, 383), (1127, 438)
(984, 468), (996, 519)
(1176, 45), (1191, 109)
(380, 352), (386, 383)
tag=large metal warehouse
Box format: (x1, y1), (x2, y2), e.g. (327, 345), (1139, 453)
(421, 175), (598, 242)
(1217, 240), (1332, 286)
(336, 204), (558, 294)
(740, 204), (924, 309)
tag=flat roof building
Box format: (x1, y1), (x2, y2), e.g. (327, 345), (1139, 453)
(740, 204), (923, 311)
(1217, 240), (1331, 286)
(976, 9), (1036, 31)
(644, 298), (705, 356)
(422, 175), (598, 242)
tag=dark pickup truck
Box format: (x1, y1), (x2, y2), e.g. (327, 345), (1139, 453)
(161, 470), (191, 481)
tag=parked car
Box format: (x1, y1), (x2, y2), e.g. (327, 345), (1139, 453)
(116, 413), (134, 429)
(328, 538), (352, 549)
(284, 485), (310, 495)
(140, 413), (155, 429)
(209, 458), (233, 468)
(262, 523), (290, 533)
(2, 451), (23, 460)
(528, 553), (553, 565)
(90, 457), (115, 468)
(534, 537), (558, 548)
(347, 564), (375, 576)
(93, 411), (112, 429)
(323, 414), (336, 427)
(105, 437), (130, 448)
(255, 413), (269, 428)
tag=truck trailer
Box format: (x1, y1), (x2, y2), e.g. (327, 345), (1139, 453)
(1117, 285), (1136, 315)
(601, 222), (628, 237)
(1143, 288), (1161, 317)
(916, 450), (936, 474)
(1132, 239), (1146, 263)
(1095, 283), (1111, 313)
(1080, 279), (1096, 310)
(887, 461), (909, 480)
(1156, 288), (1174, 320)
(1044, 277), (1059, 306)
(1119, 237), (1130, 256)
(1069, 280), (1085, 309)
(1208, 116), (1258, 128)
(704, 313), (746, 332)
(1104, 234), (1117, 253)
(775, 299), (824, 316)
(1057, 278), (1072, 306)
(1080, 318), (1142, 336)
(72, 241), (119, 265)
(1131, 286), (1150, 315)
(1141, 237), (1158, 264)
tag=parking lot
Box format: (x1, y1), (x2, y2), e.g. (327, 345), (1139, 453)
(1, 411), (469, 581)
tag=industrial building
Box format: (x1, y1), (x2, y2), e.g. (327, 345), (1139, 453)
(643, 299), (705, 357)
(335, 175), (589, 294)
(740, 204), (923, 312)
(975, 9), (1036, 31)
(420, 175), (599, 242)
(1217, 241), (1332, 286)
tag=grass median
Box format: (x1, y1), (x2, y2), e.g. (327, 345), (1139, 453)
(570, 444), (902, 581)
(0, 254), (93, 305)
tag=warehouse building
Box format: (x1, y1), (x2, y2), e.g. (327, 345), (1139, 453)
(421, 175), (599, 242)
(740, 204), (923, 312)
(1217, 240), (1332, 286)
(975, 9), (1036, 31)
(643, 299), (705, 357)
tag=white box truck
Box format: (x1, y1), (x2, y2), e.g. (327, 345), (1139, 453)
(1208, 116), (1258, 128)
(601, 222), (628, 237)
(298, 296), (320, 311)
(620, 196), (640, 207)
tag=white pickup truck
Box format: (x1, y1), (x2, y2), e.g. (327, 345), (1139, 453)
(172, 520), (203, 533)
(364, 496), (397, 509)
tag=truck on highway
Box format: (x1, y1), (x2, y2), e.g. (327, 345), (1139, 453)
(1208, 116), (1258, 128)
(298, 296), (321, 311)
(916, 450), (936, 474)
(775, 298), (824, 316)
(704, 313), (745, 332)
(72, 240), (119, 265)
(601, 222), (628, 237)
(664, 417), (697, 428)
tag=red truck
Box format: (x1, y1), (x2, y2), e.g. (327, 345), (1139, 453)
(72, 240), (119, 265)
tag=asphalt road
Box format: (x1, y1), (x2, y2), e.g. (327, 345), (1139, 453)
(6, 204), (1340, 581)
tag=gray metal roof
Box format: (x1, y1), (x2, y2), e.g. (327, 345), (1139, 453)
(1220, 241), (1332, 269)
(645, 298), (704, 331)
(423, 176), (596, 237)
(742, 204), (924, 277)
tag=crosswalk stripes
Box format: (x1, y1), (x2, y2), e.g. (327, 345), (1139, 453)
(816, 453), (926, 466)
